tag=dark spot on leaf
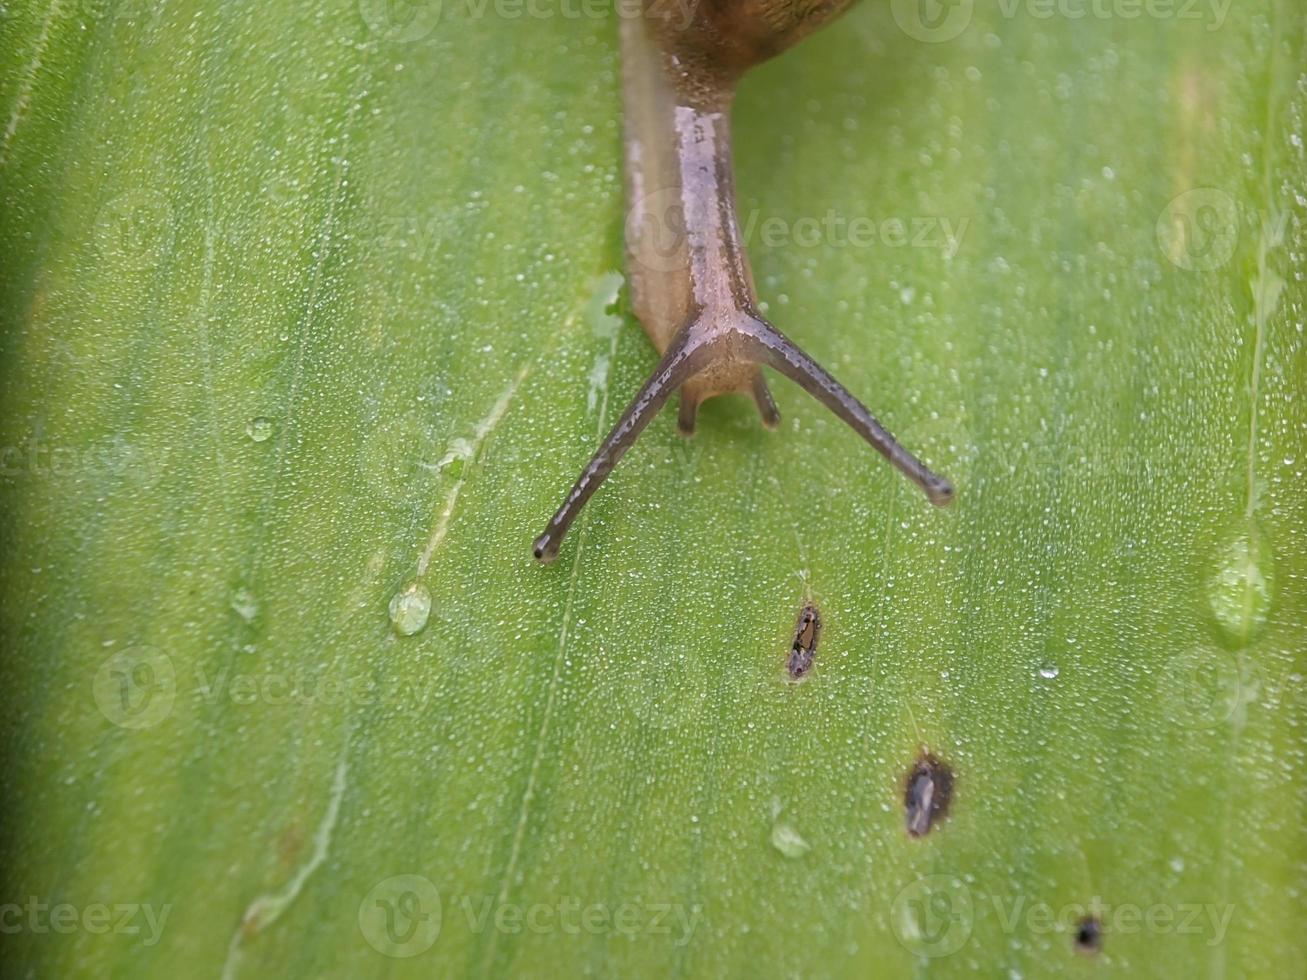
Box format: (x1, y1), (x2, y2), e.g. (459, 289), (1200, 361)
(787, 602), (821, 679)
(903, 751), (953, 838)
(1074, 916), (1102, 955)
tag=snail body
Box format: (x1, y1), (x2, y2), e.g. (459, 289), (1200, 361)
(534, 0), (952, 563)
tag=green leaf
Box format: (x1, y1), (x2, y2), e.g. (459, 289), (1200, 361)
(2, 1), (1304, 976)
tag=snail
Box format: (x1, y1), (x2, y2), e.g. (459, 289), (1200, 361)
(533, 0), (953, 563)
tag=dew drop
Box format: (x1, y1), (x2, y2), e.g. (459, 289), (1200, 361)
(1208, 533), (1273, 643)
(389, 581), (432, 636)
(231, 587), (258, 622)
(1038, 663), (1059, 680)
(770, 822), (811, 859)
(245, 416), (275, 442)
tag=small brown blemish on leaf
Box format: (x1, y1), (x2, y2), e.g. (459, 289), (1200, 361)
(276, 821), (306, 868)
(903, 751), (953, 838)
(241, 900), (271, 938)
(1074, 916), (1103, 955)
(787, 602), (821, 680)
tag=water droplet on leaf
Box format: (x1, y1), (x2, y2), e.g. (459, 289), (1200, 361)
(389, 582), (432, 636)
(1208, 532), (1272, 643)
(770, 822), (811, 859)
(231, 587), (258, 622)
(245, 416), (274, 442)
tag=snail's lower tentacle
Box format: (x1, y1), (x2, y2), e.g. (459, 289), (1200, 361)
(677, 391), (700, 436)
(750, 373), (781, 430)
